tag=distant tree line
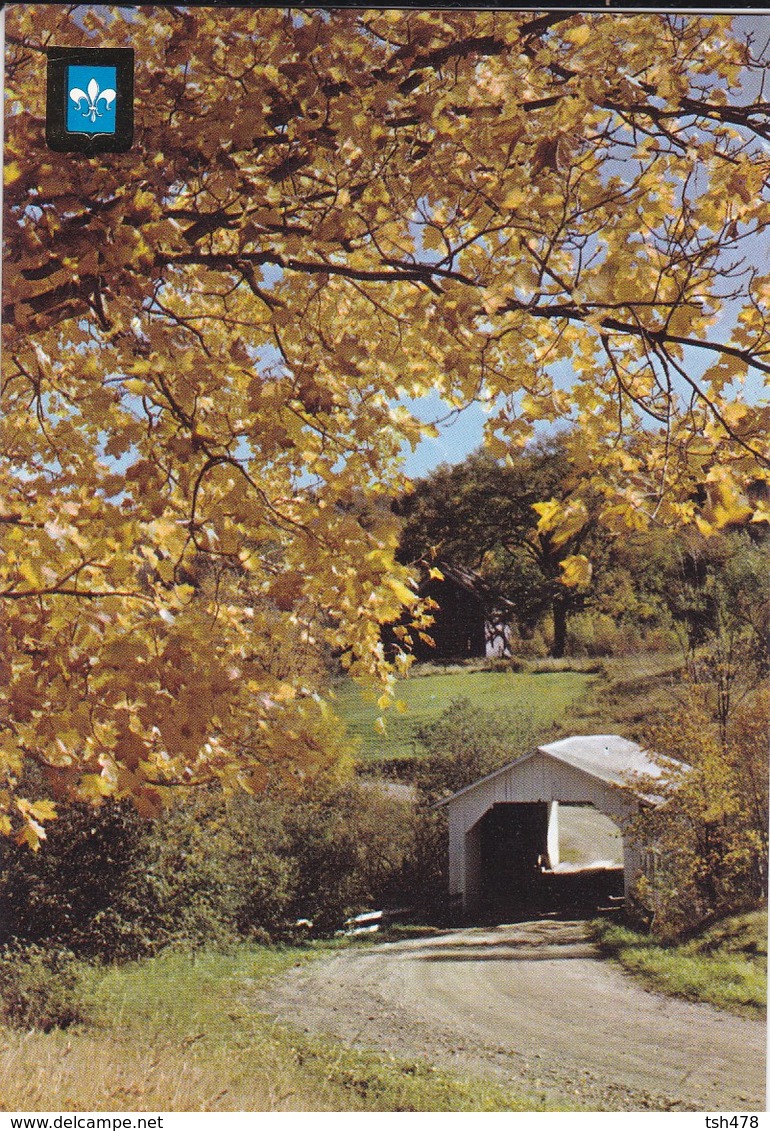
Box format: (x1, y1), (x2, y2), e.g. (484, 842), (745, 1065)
(393, 433), (770, 667)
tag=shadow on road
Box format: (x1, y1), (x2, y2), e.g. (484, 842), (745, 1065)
(473, 865), (625, 927)
(411, 943), (599, 961)
(359, 919), (606, 963)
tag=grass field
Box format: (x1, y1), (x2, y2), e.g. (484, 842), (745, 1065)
(334, 653), (685, 764)
(563, 653), (685, 740)
(0, 944), (574, 1112)
(593, 909), (768, 1018)
(334, 664), (597, 762)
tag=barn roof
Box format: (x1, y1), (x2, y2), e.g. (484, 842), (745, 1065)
(435, 734), (676, 809)
(425, 561), (515, 610)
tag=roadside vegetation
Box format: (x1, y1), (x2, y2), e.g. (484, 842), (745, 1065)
(0, 779), (421, 958)
(593, 909), (767, 1019)
(0, 943), (574, 1112)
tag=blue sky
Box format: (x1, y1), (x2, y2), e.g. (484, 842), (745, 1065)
(399, 392), (491, 478)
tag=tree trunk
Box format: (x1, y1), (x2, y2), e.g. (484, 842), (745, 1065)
(552, 597), (568, 658)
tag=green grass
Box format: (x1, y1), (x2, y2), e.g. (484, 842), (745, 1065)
(280, 1037), (571, 1111)
(335, 665), (596, 762)
(334, 653), (685, 764)
(1, 943), (579, 1111)
(561, 653), (685, 741)
(593, 909), (767, 1018)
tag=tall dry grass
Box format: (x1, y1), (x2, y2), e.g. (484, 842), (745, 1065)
(0, 946), (341, 1111)
(0, 1023), (337, 1111)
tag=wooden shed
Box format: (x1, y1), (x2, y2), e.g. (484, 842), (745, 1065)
(413, 562), (514, 660)
(436, 735), (667, 919)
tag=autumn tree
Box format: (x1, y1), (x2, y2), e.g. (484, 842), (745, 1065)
(3, 7), (770, 842)
(651, 526), (770, 739)
(634, 685), (769, 937)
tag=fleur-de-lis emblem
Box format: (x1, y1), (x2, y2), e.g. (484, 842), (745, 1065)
(69, 77), (116, 124)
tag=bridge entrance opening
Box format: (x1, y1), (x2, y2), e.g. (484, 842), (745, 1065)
(443, 736), (660, 922)
(478, 802), (549, 920)
(474, 801), (624, 922)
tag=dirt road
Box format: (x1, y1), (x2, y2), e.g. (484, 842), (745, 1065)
(254, 920), (766, 1111)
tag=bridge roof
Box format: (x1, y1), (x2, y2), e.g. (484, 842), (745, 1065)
(537, 735), (665, 788)
(435, 734), (678, 809)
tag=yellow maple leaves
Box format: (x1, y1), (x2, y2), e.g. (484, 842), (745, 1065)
(1, 5), (769, 840)
(532, 498), (590, 547)
(695, 469), (755, 536)
(559, 555), (593, 590)
(13, 799), (58, 851)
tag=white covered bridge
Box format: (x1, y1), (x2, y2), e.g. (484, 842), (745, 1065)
(436, 735), (667, 920)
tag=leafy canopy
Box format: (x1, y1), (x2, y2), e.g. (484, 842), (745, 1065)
(3, 8), (770, 842)
(395, 437), (608, 655)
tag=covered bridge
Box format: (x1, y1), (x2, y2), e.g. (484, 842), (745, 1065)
(436, 735), (667, 920)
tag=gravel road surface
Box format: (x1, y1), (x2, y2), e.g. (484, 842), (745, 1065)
(253, 919), (766, 1111)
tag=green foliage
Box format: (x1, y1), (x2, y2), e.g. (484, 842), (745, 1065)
(567, 612), (637, 657)
(593, 909), (767, 1017)
(395, 438), (606, 657)
(566, 611), (678, 658)
(393, 438), (700, 661)
(647, 529), (770, 741)
(411, 698), (535, 801)
(657, 530), (768, 652)
(505, 626), (552, 659)
(0, 943), (86, 1031)
(0, 780), (419, 959)
(0, 797), (152, 959)
(271, 782), (419, 933)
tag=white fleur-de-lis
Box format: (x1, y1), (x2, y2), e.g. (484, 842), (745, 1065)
(69, 77), (116, 124)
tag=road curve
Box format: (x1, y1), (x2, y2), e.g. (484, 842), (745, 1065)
(253, 920), (766, 1111)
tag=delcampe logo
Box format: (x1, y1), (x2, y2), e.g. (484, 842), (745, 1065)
(46, 48), (134, 153)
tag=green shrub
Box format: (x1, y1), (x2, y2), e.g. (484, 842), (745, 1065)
(0, 778), (421, 959)
(565, 610), (679, 658)
(639, 625), (680, 653)
(412, 697), (536, 800)
(484, 656), (526, 673)
(0, 797), (152, 959)
(121, 788), (301, 951)
(358, 756), (420, 783)
(566, 611), (637, 657)
(0, 943), (86, 1031)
